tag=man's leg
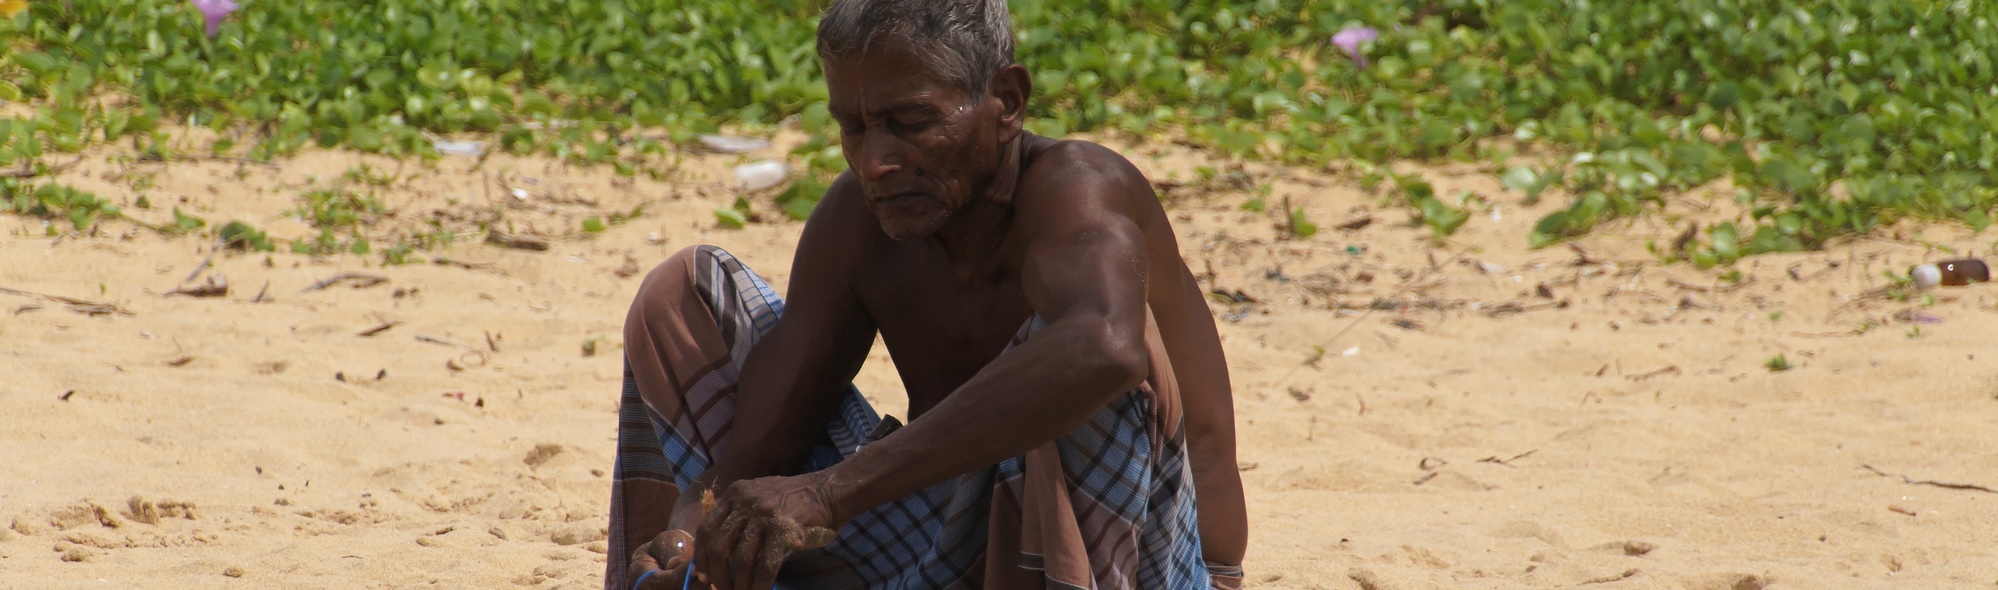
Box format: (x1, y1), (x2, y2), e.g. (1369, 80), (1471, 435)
(789, 316), (1210, 590)
(605, 245), (877, 590)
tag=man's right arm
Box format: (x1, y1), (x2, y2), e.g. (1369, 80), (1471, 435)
(666, 177), (878, 529)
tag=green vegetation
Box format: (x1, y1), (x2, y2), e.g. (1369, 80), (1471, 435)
(381, 225), (461, 266)
(714, 197), (752, 229)
(1, 178), (118, 231)
(217, 219), (273, 251)
(1390, 172), (1469, 242)
(293, 188), (385, 230)
(165, 207), (205, 235)
(0, 0), (1993, 258)
(287, 185), (383, 255)
(1285, 205), (1317, 239)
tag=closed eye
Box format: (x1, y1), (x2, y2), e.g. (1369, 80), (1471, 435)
(889, 116), (933, 134)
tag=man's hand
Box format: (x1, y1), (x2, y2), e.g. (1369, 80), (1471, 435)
(694, 472), (842, 590)
(630, 529), (696, 589)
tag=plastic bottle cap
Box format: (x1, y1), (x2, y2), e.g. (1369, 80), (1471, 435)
(1911, 264), (1941, 289)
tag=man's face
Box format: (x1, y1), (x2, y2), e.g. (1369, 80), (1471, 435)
(825, 35), (1004, 240)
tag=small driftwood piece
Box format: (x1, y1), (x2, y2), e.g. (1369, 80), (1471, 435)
(166, 274), (228, 298)
(486, 231), (550, 251)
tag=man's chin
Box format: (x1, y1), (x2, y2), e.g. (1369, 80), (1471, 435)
(876, 212), (951, 241)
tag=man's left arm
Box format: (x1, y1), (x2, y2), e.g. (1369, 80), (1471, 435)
(819, 152), (1152, 522)
(689, 150), (1152, 590)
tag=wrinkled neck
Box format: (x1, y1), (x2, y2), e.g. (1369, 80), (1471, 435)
(929, 134), (1029, 277)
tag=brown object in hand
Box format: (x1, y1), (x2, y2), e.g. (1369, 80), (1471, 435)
(1936, 259), (1990, 286)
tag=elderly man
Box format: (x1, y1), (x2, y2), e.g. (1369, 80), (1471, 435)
(606, 0), (1246, 588)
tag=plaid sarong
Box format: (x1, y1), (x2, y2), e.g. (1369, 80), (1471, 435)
(607, 245), (1210, 590)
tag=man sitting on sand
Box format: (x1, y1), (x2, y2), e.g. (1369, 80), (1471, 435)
(606, 0), (1246, 588)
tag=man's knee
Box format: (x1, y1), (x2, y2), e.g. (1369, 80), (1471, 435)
(628, 245), (721, 338)
(636, 245), (708, 298)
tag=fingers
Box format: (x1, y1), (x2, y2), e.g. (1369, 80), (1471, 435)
(629, 541), (662, 589)
(695, 493), (740, 588)
(693, 480), (822, 589)
(658, 562), (702, 590)
(750, 523), (788, 590)
(729, 522), (768, 590)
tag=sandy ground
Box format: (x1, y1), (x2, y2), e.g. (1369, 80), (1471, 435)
(3, 132), (1997, 589)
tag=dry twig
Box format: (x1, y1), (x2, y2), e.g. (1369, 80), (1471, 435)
(1859, 464), (1998, 494)
(1625, 365), (1681, 381)
(0, 286), (132, 316)
(357, 321), (402, 337)
(0, 157), (84, 178)
(301, 272), (389, 292)
(1477, 449), (1538, 466)
(433, 257), (498, 271)
(183, 244), (222, 284)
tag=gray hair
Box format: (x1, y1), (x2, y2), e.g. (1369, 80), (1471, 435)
(816, 0), (1016, 97)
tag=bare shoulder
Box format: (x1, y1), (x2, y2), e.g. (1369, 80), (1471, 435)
(1014, 137), (1155, 226)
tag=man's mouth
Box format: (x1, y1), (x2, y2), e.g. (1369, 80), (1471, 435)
(869, 192), (926, 205)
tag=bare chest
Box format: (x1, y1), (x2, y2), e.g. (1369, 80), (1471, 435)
(855, 262), (1032, 411)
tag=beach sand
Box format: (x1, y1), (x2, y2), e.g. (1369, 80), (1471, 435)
(4, 135), (1995, 588)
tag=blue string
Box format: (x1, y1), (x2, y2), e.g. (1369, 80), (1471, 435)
(660, 555), (782, 590)
(631, 568), (662, 590)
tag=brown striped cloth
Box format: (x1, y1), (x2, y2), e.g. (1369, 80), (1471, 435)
(607, 245), (1230, 589)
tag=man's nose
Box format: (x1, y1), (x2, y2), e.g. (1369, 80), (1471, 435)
(853, 126), (904, 182)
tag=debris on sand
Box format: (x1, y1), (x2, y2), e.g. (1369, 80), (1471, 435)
(0, 286), (133, 316)
(301, 273), (389, 293)
(697, 134), (772, 154)
(486, 231), (551, 251)
(432, 139), (485, 157)
(166, 274), (228, 298)
(733, 160), (789, 192)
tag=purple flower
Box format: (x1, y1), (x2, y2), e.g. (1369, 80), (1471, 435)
(191, 0), (238, 38)
(1332, 26), (1379, 67)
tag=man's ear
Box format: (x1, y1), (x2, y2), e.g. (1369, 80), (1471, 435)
(990, 64), (1031, 143)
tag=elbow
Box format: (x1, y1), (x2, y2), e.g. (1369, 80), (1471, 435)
(1086, 322), (1150, 395)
